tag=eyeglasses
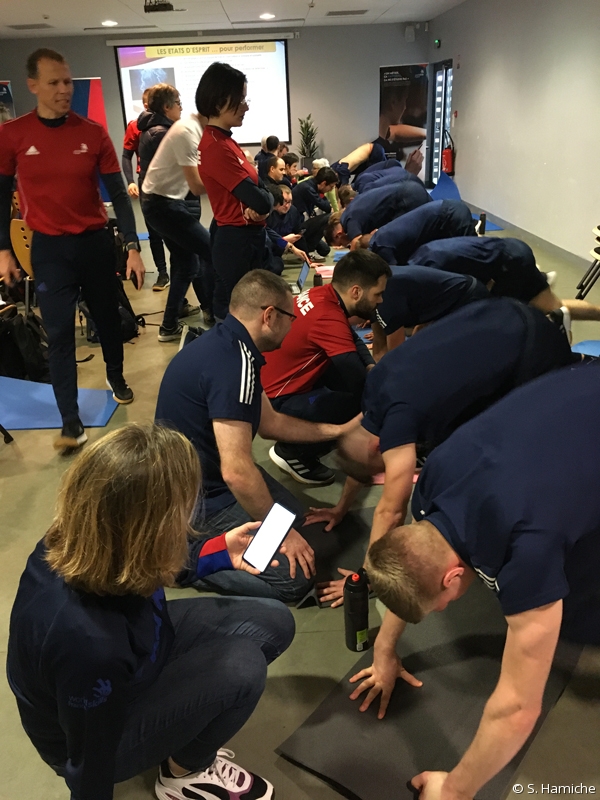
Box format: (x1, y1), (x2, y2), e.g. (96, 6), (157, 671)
(174, 99), (182, 106)
(261, 305), (296, 320)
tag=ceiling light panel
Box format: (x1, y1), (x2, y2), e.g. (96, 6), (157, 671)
(223, 0), (307, 22)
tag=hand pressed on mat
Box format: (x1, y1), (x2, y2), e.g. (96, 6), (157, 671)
(349, 648), (422, 719)
(279, 528), (315, 580)
(304, 505), (345, 531)
(411, 771), (453, 800)
(316, 569), (354, 608)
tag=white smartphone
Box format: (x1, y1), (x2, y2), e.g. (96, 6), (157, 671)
(243, 502), (296, 572)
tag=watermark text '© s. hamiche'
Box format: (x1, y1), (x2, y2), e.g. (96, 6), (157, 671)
(512, 785), (597, 795)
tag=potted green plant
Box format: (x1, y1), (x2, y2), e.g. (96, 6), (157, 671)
(298, 114), (318, 172)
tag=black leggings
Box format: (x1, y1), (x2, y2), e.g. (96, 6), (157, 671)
(211, 226), (269, 320)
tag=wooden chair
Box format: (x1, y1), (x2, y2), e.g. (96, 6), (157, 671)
(0, 195), (28, 443)
(9, 217), (34, 314)
(11, 191), (21, 219)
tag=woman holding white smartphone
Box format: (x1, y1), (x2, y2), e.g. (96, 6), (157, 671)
(7, 423), (293, 800)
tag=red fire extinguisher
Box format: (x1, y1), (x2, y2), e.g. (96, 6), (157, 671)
(441, 130), (455, 176)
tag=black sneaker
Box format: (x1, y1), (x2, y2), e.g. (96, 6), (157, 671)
(152, 273), (170, 291)
(269, 444), (335, 485)
(203, 309), (216, 326)
(106, 375), (134, 404)
(179, 301), (201, 318)
(180, 324), (204, 348)
(54, 418), (87, 450)
(158, 323), (184, 342)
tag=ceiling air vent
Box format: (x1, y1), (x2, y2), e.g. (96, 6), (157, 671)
(7, 23), (54, 30)
(84, 24), (157, 30)
(325, 9), (368, 16)
(233, 18), (305, 24)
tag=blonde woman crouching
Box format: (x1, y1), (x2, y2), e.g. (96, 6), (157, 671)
(7, 423), (294, 800)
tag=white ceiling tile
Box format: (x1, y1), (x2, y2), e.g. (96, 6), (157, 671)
(0, 0), (467, 37)
(376, 0), (467, 21)
(222, 0), (308, 24)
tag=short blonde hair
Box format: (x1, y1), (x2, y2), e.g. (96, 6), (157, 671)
(365, 522), (447, 623)
(45, 423), (200, 597)
(338, 185), (357, 209)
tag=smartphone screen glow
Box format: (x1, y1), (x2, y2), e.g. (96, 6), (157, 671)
(243, 503), (296, 572)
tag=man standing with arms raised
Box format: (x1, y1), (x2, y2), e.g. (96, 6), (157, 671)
(0, 48), (145, 449)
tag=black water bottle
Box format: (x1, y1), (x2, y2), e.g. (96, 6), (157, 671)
(313, 272), (323, 287)
(478, 212), (487, 235)
(344, 569), (370, 652)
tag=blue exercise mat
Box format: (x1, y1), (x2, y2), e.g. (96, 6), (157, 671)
(138, 232), (149, 241)
(0, 377), (119, 430)
(353, 325), (372, 343)
(429, 172), (462, 201)
(572, 340), (600, 356)
(430, 173), (503, 231)
(333, 248), (349, 262)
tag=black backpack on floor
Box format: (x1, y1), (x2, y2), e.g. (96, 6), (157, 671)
(78, 277), (144, 344)
(0, 305), (50, 382)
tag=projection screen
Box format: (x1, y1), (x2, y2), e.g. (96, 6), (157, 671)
(115, 40), (291, 145)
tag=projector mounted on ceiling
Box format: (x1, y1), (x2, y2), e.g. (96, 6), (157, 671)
(144, 0), (175, 12)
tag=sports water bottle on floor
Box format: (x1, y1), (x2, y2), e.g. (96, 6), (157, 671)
(344, 569), (370, 652)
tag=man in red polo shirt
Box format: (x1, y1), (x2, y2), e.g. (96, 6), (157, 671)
(0, 48), (145, 449)
(262, 250), (391, 485)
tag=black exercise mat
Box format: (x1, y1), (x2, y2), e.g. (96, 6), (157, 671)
(278, 581), (581, 799)
(297, 506), (375, 608)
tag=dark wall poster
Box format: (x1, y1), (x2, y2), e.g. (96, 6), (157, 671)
(0, 81), (16, 123)
(378, 65), (428, 176)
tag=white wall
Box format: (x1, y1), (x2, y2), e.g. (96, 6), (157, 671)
(430, 0), (600, 260)
(0, 25), (428, 162)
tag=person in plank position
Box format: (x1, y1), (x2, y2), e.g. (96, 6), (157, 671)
(408, 235), (600, 326)
(324, 181), (431, 250)
(308, 298), (579, 605)
(355, 360), (600, 800)
(356, 199), (476, 265)
(370, 265), (489, 359)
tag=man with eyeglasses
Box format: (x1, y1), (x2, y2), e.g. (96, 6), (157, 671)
(155, 269), (358, 604)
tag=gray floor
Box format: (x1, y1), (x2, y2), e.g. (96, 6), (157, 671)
(1, 219), (599, 799)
